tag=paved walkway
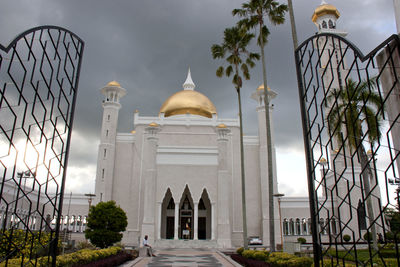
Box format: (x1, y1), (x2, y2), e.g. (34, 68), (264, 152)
(123, 248), (241, 267)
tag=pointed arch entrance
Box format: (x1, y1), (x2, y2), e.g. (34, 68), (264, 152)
(160, 189), (175, 239)
(198, 189), (212, 240)
(178, 186), (194, 239)
(160, 186), (213, 240)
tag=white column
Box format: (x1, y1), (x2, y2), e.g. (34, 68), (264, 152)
(216, 125), (231, 247)
(141, 124), (160, 244)
(157, 202), (162, 240)
(194, 201), (198, 240)
(73, 216), (77, 232)
(211, 202), (216, 240)
(174, 202), (179, 240)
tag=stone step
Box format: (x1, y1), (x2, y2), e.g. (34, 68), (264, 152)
(154, 239), (218, 249)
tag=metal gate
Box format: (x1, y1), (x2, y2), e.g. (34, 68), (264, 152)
(0, 26), (84, 265)
(295, 33), (400, 266)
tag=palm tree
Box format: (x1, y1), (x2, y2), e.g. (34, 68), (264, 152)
(211, 26), (260, 249)
(326, 77), (383, 251)
(233, 0), (287, 252)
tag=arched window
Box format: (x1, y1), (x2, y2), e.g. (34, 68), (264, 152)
(289, 219), (295, 235)
(167, 198), (175, 209)
(283, 219), (289, 236)
(296, 218), (301, 235)
(302, 218), (308, 235)
(322, 21), (327, 29)
(328, 20), (334, 29)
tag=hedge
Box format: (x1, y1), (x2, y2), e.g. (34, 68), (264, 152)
(0, 246), (122, 267)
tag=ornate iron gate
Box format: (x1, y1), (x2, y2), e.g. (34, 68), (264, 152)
(296, 33), (400, 266)
(0, 26), (84, 265)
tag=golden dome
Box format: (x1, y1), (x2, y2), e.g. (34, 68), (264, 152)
(257, 84), (271, 91)
(149, 122), (159, 127)
(160, 90), (217, 118)
(106, 80), (121, 87)
(217, 123), (227, 128)
(312, 3), (340, 23)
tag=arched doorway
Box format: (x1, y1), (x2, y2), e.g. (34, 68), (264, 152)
(198, 189), (212, 240)
(179, 186), (194, 239)
(161, 189), (175, 239)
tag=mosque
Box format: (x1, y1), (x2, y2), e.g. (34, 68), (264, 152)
(89, 1), (358, 249)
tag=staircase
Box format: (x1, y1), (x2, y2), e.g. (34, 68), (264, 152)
(154, 239), (218, 249)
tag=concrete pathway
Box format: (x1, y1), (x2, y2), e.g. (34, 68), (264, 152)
(122, 248), (241, 267)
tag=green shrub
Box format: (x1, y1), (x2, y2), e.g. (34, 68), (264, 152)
(343, 234), (351, 242)
(267, 252), (314, 267)
(0, 229), (59, 260)
(242, 249), (255, 259)
(297, 237), (306, 244)
(0, 246), (122, 267)
(253, 251), (267, 261)
(268, 252), (296, 266)
(287, 256), (313, 267)
(363, 232), (372, 242)
(236, 247), (244, 255)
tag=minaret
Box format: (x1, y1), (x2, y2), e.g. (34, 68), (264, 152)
(312, 1), (347, 94)
(251, 85), (281, 247)
(95, 81), (126, 203)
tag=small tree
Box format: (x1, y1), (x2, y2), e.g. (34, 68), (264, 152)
(85, 201), (128, 248)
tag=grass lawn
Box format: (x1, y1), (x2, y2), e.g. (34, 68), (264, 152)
(326, 248), (399, 266)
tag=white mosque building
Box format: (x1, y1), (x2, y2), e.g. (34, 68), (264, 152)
(93, 69), (281, 248)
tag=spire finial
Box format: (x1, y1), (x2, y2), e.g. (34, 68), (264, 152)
(183, 68), (195, 90)
(321, 0), (327, 4)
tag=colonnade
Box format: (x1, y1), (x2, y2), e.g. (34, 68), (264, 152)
(0, 206), (87, 233)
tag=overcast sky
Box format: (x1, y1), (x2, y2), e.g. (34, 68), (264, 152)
(0, 0), (396, 196)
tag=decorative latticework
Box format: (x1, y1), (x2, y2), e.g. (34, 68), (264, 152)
(0, 26), (84, 265)
(295, 33), (400, 266)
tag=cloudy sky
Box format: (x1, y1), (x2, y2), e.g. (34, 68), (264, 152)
(0, 0), (396, 196)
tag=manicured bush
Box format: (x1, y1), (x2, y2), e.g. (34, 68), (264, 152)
(297, 237), (306, 244)
(85, 201), (128, 248)
(286, 256), (313, 267)
(0, 246), (122, 267)
(343, 234), (351, 242)
(268, 252), (296, 266)
(0, 229), (58, 260)
(236, 247), (244, 255)
(253, 251), (268, 261)
(242, 249), (256, 259)
(363, 232), (372, 242)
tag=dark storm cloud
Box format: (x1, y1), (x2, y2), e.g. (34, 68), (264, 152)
(0, 0), (396, 192)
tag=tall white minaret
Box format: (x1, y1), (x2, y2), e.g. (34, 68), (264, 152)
(312, 1), (347, 94)
(95, 81), (126, 203)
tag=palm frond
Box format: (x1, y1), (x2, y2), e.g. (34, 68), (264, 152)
(216, 66), (224, 78)
(257, 25), (270, 47)
(226, 65), (233, 77)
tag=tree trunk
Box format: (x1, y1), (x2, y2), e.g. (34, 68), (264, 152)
(237, 87), (248, 249)
(287, 0), (298, 50)
(259, 22), (276, 252)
